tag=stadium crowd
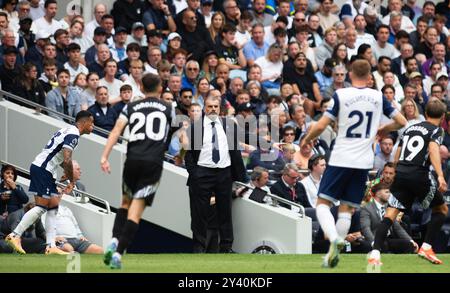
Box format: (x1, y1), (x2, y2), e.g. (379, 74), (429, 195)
(1, 0), (450, 254)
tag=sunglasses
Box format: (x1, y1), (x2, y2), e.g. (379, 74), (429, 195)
(284, 133), (295, 136)
(187, 68), (199, 71)
(183, 95), (193, 99)
(295, 18), (305, 21)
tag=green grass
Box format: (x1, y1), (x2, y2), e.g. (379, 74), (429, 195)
(2, 254), (450, 273)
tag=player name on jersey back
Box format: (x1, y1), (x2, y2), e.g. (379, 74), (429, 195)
(397, 121), (443, 172)
(326, 87), (397, 170)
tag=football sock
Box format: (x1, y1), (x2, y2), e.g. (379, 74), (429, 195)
(112, 208), (128, 239)
(373, 217), (393, 251)
(45, 208), (58, 247)
(117, 220), (139, 255)
(336, 212), (352, 239)
(316, 204), (338, 243)
(424, 212), (446, 246)
(13, 205), (47, 237)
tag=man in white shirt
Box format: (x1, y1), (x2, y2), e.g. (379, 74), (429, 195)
(99, 59), (123, 103)
(54, 205), (103, 254)
(300, 154), (326, 208)
(30, 0), (63, 37)
(354, 14), (375, 48)
(64, 43), (88, 84)
(84, 3), (107, 41)
(28, 0), (44, 20)
(381, 0), (416, 33)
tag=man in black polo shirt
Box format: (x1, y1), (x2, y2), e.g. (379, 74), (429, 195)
(283, 52), (322, 117)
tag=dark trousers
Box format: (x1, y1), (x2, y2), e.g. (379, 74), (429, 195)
(381, 238), (415, 254)
(189, 166), (233, 253)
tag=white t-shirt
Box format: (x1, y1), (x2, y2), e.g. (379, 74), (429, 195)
(255, 56), (283, 82)
(31, 17), (64, 37)
(99, 78), (123, 103)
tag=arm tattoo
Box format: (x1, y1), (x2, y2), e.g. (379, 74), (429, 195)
(63, 148), (74, 182)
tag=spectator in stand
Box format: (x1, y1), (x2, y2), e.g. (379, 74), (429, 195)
(317, 0), (338, 32)
(126, 22), (147, 47)
(99, 59), (123, 103)
(315, 58), (335, 96)
(243, 23), (269, 67)
(142, 0), (176, 34)
(339, 0), (367, 27)
(85, 27), (108, 67)
(399, 57), (420, 88)
(46, 68), (81, 120)
(247, 81), (266, 116)
(284, 52), (323, 117)
(255, 43), (283, 91)
(118, 43), (141, 79)
(422, 43), (448, 78)
(157, 59), (172, 89)
(38, 58), (58, 93)
(208, 11), (225, 43)
(12, 62), (46, 109)
(124, 59), (145, 101)
(87, 43), (112, 78)
(372, 24), (399, 62)
(113, 84), (133, 114)
(215, 23), (247, 77)
(0, 29), (25, 66)
(286, 103), (308, 143)
(111, 0), (144, 33)
(165, 32), (182, 63)
(182, 60), (200, 95)
(237, 166), (271, 203)
(293, 24), (318, 72)
(381, 0), (416, 33)
(176, 88), (193, 116)
(415, 27), (439, 63)
(332, 42), (349, 69)
(73, 73), (87, 92)
(323, 64), (350, 101)
(354, 13), (375, 48)
(167, 73), (182, 100)
(383, 71), (404, 102)
(374, 136), (395, 172)
(397, 97), (425, 139)
(0, 164), (28, 218)
(300, 154), (326, 208)
(423, 62), (443, 96)
(294, 135), (315, 170)
(18, 17), (35, 53)
(84, 3), (107, 41)
(360, 182), (417, 254)
(144, 46), (162, 75)
(0, 46), (22, 94)
(64, 43), (88, 85)
(54, 204), (104, 254)
(53, 29), (69, 66)
(2, 202), (46, 253)
(100, 14), (115, 46)
(110, 27), (128, 63)
(408, 16), (427, 48)
(80, 72), (99, 110)
(30, 0), (63, 37)
(87, 86), (118, 134)
(270, 163), (310, 209)
(69, 20), (92, 57)
(391, 43), (414, 77)
(201, 50), (219, 82)
(364, 162), (396, 203)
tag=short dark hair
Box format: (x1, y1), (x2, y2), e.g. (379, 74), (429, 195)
(56, 68), (70, 77)
(142, 73), (161, 93)
(308, 154), (325, 171)
(180, 88), (193, 96)
(377, 24), (390, 33)
(383, 161), (395, 170)
(120, 84), (132, 92)
(395, 30), (409, 40)
(101, 14), (114, 22)
(54, 29), (68, 40)
(67, 42), (81, 52)
(75, 110), (93, 122)
(371, 182), (391, 195)
(1, 164), (17, 181)
(44, 0), (57, 8)
(222, 23), (237, 34)
(425, 99), (447, 118)
(126, 42), (141, 52)
(378, 56), (391, 64)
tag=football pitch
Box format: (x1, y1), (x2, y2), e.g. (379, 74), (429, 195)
(1, 254), (450, 273)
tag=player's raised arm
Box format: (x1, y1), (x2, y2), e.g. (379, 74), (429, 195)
(100, 117), (128, 174)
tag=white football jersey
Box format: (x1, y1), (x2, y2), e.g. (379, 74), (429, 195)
(324, 87), (397, 169)
(32, 125), (80, 178)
